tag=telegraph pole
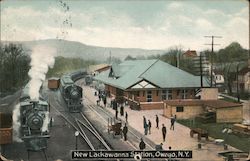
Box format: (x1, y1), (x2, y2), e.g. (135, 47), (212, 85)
(200, 53), (203, 87)
(204, 35), (222, 87)
(109, 51), (112, 64)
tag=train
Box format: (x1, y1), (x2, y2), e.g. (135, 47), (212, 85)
(19, 84), (50, 151)
(69, 70), (87, 82)
(85, 75), (93, 85)
(59, 75), (83, 112)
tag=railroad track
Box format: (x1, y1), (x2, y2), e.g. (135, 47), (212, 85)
(49, 91), (112, 151)
(82, 94), (156, 151)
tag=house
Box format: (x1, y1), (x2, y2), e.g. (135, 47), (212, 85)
(236, 67), (250, 93)
(212, 70), (225, 92)
(182, 50), (197, 58)
(94, 59), (210, 110)
(232, 66), (250, 93)
(163, 99), (243, 123)
(88, 64), (111, 75)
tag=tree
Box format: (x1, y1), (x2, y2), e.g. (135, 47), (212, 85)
(0, 43), (30, 94)
(124, 55), (136, 61)
(212, 42), (248, 94)
(159, 46), (183, 67)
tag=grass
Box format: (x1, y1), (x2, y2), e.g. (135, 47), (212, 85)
(219, 97), (239, 103)
(178, 119), (250, 152)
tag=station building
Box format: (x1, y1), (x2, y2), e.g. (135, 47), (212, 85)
(163, 99), (243, 123)
(94, 59), (210, 110)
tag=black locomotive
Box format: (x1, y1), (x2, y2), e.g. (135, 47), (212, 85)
(19, 84), (50, 151)
(59, 75), (83, 112)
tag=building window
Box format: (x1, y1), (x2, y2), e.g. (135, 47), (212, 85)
(147, 90), (152, 102)
(176, 106), (184, 112)
(181, 89), (187, 99)
(156, 90), (159, 96)
(162, 90), (172, 100)
(143, 91), (145, 97)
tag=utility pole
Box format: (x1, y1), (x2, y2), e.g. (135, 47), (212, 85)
(236, 63), (240, 102)
(109, 51), (111, 64)
(200, 53), (203, 87)
(204, 35), (222, 87)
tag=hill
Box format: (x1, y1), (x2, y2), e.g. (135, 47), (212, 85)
(4, 39), (166, 61)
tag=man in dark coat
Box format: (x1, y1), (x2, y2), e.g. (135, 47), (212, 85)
(170, 116), (176, 130)
(139, 138), (146, 150)
(143, 116), (147, 128)
(148, 120), (152, 134)
(125, 112), (128, 123)
(115, 109), (118, 119)
(144, 122), (148, 135)
(156, 115), (159, 129)
(120, 105), (124, 116)
(113, 100), (117, 110)
(162, 124), (167, 142)
(103, 96), (107, 107)
(122, 123), (128, 141)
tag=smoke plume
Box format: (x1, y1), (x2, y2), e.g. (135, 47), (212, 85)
(41, 111), (50, 132)
(12, 103), (22, 142)
(28, 45), (56, 100)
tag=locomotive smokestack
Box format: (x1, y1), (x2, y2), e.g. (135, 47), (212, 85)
(30, 100), (39, 108)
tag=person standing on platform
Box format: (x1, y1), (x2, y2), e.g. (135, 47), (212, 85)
(170, 116), (176, 130)
(143, 116), (147, 128)
(144, 121), (148, 135)
(113, 100), (117, 110)
(115, 108), (118, 119)
(156, 115), (159, 129)
(148, 120), (152, 134)
(98, 90), (101, 101)
(122, 123), (128, 141)
(162, 124), (167, 142)
(125, 112), (128, 123)
(120, 105), (124, 116)
(139, 138), (146, 150)
(103, 96), (107, 107)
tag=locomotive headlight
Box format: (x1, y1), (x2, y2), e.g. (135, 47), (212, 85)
(70, 90), (79, 99)
(32, 118), (40, 125)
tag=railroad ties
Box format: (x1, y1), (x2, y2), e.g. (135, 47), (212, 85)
(49, 91), (112, 151)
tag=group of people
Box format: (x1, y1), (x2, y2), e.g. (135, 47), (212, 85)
(112, 100), (128, 123)
(143, 114), (176, 143)
(143, 116), (152, 135)
(96, 90), (107, 107)
(96, 90), (129, 123)
(95, 89), (178, 150)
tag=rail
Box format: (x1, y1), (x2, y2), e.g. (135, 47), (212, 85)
(49, 92), (111, 151)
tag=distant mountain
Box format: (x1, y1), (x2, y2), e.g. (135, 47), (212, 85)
(3, 39), (166, 61)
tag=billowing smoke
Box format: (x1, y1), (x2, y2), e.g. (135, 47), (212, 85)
(28, 45), (56, 100)
(41, 111), (50, 132)
(12, 104), (22, 142)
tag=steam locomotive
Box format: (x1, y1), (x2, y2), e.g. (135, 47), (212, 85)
(19, 84), (50, 151)
(59, 75), (83, 112)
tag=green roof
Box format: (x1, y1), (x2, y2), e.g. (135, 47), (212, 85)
(94, 59), (209, 90)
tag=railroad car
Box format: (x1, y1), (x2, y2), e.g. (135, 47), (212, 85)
(85, 75), (93, 85)
(70, 70), (87, 82)
(59, 75), (83, 112)
(48, 77), (60, 90)
(0, 113), (12, 145)
(19, 84), (50, 151)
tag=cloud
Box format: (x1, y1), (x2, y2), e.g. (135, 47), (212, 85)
(0, 2), (249, 50)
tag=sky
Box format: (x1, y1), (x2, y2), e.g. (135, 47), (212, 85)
(0, 0), (249, 50)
